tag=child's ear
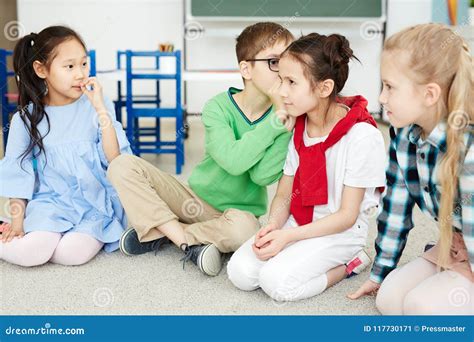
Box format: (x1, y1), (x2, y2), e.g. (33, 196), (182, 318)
(424, 83), (442, 107)
(32, 60), (47, 79)
(318, 79), (335, 98)
(239, 60), (252, 81)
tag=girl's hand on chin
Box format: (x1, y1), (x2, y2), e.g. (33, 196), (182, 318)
(81, 77), (106, 112)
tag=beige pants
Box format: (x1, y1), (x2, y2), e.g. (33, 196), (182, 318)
(107, 154), (260, 253)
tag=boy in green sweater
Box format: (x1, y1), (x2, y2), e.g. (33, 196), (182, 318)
(107, 22), (294, 276)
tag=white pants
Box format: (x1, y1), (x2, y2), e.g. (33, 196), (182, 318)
(227, 225), (365, 302)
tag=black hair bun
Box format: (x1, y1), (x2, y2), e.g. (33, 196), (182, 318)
(323, 34), (353, 68)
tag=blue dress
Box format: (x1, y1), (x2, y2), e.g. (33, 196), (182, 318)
(0, 95), (131, 252)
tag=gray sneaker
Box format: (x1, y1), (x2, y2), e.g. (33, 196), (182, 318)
(120, 227), (169, 256)
(180, 243), (223, 276)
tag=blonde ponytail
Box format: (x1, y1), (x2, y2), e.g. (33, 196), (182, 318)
(438, 43), (473, 269)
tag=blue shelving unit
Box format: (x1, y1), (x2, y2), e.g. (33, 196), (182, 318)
(0, 49), (15, 151)
(124, 50), (184, 174)
(113, 50), (162, 138)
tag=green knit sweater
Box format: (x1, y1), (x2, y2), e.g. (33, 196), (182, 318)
(188, 87), (291, 217)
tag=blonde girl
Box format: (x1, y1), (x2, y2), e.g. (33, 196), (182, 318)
(349, 23), (473, 315)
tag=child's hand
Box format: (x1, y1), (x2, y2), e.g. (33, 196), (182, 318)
(267, 79), (285, 111)
(347, 279), (381, 300)
(81, 77), (106, 113)
(0, 222), (9, 234)
(275, 109), (296, 132)
(254, 222), (279, 245)
(1, 222), (25, 243)
(252, 229), (290, 261)
(268, 79), (296, 132)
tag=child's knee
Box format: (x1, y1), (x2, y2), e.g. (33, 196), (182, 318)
(259, 265), (312, 302)
(51, 245), (97, 266)
(227, 252), (260, 291)
(16, 245), (55, 267)
(223, 209), (260, 251)
(375, 288), (393, 315)
(11, 233), (60, 267)
(375, 270), (403, 314)
(106, 154), (137, 184)
(402, 287), (430, 315)
(51, 235), (102, 266)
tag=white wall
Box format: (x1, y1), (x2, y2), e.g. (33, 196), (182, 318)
(18, 0), (385, 114)
(386, 0), (432, 37)
(18, 0), (183, 109)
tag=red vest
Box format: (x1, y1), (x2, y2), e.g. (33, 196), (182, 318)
(289, 95), (383, 225)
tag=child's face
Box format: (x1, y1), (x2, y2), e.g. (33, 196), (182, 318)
(379, 50), (429, 128)
(38, 38), (89, 103)
(247, 40), (289, 96)
(278, 55), (318, 117)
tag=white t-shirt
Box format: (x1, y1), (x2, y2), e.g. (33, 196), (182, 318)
(283, 119), (387, 238)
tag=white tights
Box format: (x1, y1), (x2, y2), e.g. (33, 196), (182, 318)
(0, 231), (103, 267)
(376, 257), (474, 315)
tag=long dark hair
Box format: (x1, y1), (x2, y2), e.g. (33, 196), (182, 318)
(13, 25), (86, 166)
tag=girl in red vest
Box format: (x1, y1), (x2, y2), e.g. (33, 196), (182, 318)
(227, 33), (387, 302)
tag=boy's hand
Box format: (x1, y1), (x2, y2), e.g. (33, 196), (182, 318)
(275, 109), (296, 132)
(347, 279), (381, 299)
(267, 79), (285, 111)
(1, 222), (25, 243)
(268, 79), (295, 132)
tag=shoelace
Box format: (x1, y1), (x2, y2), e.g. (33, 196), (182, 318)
(150, 237), (170, 255)
(179, 243), (199, 270)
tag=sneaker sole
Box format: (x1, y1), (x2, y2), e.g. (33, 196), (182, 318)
(119, 227), (137, 257)
(197, 244), (223, 276)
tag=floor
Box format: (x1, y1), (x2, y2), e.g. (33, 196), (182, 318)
(0, 116), (438, 315)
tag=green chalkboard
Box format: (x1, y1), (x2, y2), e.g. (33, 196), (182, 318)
(190, 0), (383, 18)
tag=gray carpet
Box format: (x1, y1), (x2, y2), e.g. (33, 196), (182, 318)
(0, 118), (438, 315)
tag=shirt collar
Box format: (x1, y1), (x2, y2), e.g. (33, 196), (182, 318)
(407, 122), (447, 152)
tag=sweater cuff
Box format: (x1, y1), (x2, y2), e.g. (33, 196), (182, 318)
(370, 262), (395, 284)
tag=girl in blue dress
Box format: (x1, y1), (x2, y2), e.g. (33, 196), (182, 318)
(0, 26), (131, 266)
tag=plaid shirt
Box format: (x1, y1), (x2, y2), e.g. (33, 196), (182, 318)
(370, 122), (474, 283)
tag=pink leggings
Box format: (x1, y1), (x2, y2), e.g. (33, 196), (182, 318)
(0, 231), (103, 267)
(376, 257), (474, 315)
